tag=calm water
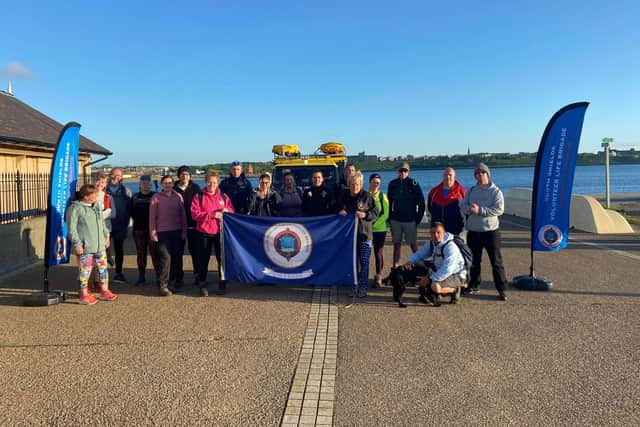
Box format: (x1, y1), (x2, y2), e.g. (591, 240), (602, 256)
(125, 164), (640, 196)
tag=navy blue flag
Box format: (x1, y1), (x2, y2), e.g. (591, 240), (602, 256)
(44, 123), (80, 267)
(531, 103), (589, 251)
(222, 214), (357, 285)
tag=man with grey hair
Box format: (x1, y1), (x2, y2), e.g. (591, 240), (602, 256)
(107, 167), (132, 283)
(459, 162), (508, 300)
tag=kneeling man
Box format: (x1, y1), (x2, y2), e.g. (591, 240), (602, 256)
(403, 222), (466, 306)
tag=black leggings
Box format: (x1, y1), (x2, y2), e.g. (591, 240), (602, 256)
(372, 231), (386, 276)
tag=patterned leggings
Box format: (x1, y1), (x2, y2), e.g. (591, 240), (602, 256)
(77, 251), (108, 289)
(356, 239), (372, 292)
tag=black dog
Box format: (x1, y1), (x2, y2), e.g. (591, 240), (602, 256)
(389, 266), (409, 308)
(389, 265), (442, 308)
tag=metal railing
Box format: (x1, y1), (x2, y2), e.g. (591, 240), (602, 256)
(0, 171), (92, 225)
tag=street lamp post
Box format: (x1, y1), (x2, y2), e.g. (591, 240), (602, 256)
(601, 137), (613, 209)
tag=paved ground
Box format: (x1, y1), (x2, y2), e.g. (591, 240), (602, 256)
(0, 253), (311, 426)
(335, 217), (640, 426)
(1, 215), (639, 426)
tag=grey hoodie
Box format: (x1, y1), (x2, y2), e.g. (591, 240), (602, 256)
(459, 182), (504, 232)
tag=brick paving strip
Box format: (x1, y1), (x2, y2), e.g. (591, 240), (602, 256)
(281, 286), (338, 426)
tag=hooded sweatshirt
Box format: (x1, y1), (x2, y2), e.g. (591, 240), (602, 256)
(191, 189), (235, 235)
(407, 232), (466, 282)
(459, 182), (504, 232)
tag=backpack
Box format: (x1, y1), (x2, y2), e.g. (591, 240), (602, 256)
(431, 235), (473, 279)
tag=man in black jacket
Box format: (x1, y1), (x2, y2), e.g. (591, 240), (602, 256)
(173, 165), (201, 288)
(387, 162), (425, 268)
(220, 161), (252, 214)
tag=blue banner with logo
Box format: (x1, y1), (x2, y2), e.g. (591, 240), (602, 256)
(222, 214), (357, 285)
(44, 123), (81, 267)
(531, 103), (589, 252)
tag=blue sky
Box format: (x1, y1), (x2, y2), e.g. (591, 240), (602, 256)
(2, 0), (638, 165)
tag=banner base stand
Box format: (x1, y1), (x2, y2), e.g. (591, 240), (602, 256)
(512, 275), (552, 291)
(23, 291), (66, 306)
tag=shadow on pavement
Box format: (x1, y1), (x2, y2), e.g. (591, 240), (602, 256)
(551, 289), (640, 298)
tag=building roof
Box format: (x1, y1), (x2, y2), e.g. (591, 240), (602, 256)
(0, 91), (111, 156)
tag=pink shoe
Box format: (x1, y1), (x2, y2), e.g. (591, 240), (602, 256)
(99, 289), (118, 301)
(79, 293), (99, 305)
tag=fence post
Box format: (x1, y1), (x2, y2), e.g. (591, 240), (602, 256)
(16, 170), (24, 220)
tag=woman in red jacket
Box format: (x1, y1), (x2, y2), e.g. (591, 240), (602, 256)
(191, 171), (235, 296)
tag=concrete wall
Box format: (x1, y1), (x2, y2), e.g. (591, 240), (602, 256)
(504, 188), (634, 234)
(0, 216), (46, 275)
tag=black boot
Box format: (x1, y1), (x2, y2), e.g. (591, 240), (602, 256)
(426, 287), (441, 307)
(450, 287), (461, 304)
(418, 287), (429, 304)
(217, 280), (227, 295)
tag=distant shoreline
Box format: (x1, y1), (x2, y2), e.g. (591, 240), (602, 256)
(359, 162), (640, 172)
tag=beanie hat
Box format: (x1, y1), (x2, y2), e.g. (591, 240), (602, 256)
(177, 165), (190, 175)
(475, 162), (490, 177)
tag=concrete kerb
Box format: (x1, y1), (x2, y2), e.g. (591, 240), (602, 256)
(281, 286), (338, 427)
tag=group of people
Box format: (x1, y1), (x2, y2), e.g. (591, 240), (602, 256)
(66, 160), (508, 306)
(398, 161), (509, 306)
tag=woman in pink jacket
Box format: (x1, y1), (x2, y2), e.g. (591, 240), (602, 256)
(191, 171), (235, 296)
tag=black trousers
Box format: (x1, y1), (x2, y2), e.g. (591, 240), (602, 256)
(111, 236), (125, 274)
(467, 229), (507, 293)
(185, 228), (199, 279)
(133, 230), (159, 276)
(194, 231), (222, 285)
(155, 230), (184, 287)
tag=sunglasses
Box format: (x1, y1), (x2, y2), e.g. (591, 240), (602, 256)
(398, 168), (409, 173)
(474, 170), (487, 175)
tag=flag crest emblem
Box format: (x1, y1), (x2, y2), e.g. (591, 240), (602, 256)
(263, 223), (312, 268)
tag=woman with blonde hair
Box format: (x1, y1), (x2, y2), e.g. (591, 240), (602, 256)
(337, 171), (378, 297)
